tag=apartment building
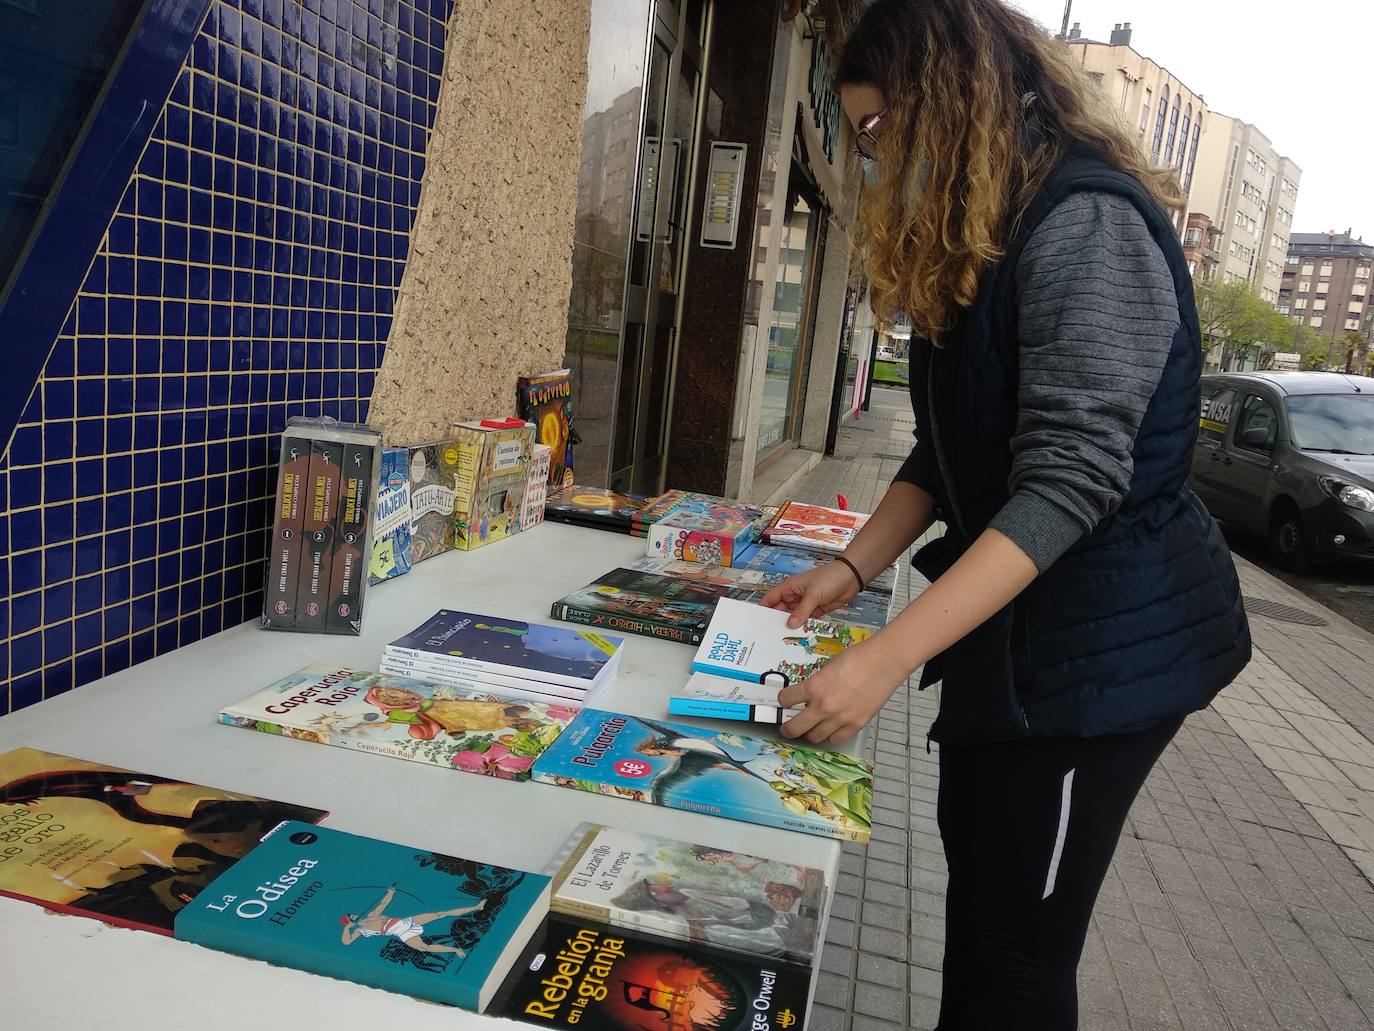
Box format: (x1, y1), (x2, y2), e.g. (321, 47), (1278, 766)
(1189, 114), (1301, 303)
(1182, 212), (1223, 282)
(1064, 22), (1207, 230)
(1281, 232), (1374, 354)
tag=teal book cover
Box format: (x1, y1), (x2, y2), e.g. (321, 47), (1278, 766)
(530, 710), (873, 843)
(175, 821), (550, 1012)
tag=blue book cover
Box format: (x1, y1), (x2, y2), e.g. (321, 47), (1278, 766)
(369, 446), (415, 585)
(530, 710), (873, 842)
(737, 545), (897, 595)
(175, 821), (550, 1012)
(387, 610), (624, 690)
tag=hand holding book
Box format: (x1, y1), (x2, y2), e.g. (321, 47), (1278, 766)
(777, 638), (910, 746)
(758, 559), (862, 628)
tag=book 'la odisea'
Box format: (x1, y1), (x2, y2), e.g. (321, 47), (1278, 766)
(548, 822), (825, 965)
(0, 747), (326, 935)
(385, 609), (624, 693)
(530, 710), (873, 842)
(691, 598), (873, 686)
(175, 821), (549, 1012)
(668, 672), (803, 725)
(219, 665), (577, 781)
(551, 567), (755, 646)
(495, 913), (811, 1030)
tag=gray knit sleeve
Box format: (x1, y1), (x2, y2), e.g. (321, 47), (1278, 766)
(987, 191), (1180, 572)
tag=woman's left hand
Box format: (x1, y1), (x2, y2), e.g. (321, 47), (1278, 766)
(776, 639), (909, 746)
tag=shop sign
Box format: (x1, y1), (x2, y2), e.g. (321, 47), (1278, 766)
(808, 37), (841, 165)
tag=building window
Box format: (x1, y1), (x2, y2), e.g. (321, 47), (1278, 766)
(1357, 264), (1371, 279)
(1302, 264), (1315, 275)
(1295, 301), (1307, 311)
(1286, 254), (1300, 265)
(1175, 106), (1192, 173)
(1184, 227), (1202, 246)
(1310, 317), (1323, 327)
(1152, 87), (1169, 159)
(1184, 121), (1202, 191)
(1164, 96), (1182, 164)
(1088, 71), (1104, 89)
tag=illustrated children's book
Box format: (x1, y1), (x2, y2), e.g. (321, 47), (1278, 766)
(530, 710), (874, 843)
(522, 443), (553, 531)
(551, 568), (755, 646)
(549, 822), (825, 964)
(175, 821), (549, 1012)
(0, 747), (326, 935)
(544, 486), (650, 533)
(640, 493), (770, 551)
(764, 502), (869, 555)
(449, 419), (537, 551)
(386, 609), (624, 693)
(692, 598), (872, 686)
(219, 665), (577, 782)
(496, 913), (811, 1030)
(408, 440), (459, 562)
(369, 446), (415, 585)
(668, 672), (803, 726)
(735, 544), (898, 595)
(645, 522), (758, 568)
(516, 369), (575, 489)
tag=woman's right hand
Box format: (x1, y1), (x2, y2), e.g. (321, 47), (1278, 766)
(760, 561), (862, 629)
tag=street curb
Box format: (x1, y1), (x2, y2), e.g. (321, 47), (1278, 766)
(1230, 552), (1374, 647)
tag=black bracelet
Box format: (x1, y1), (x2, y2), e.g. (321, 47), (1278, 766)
(835, 555), (865, 592)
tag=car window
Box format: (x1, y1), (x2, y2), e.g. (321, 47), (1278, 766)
(1199, 388), (1237, 445)
(1233, 394), (1278, 455)
(1284, 393), (1374, 455)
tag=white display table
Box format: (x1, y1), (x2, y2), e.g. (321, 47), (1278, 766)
(0, 523), (860, 1028)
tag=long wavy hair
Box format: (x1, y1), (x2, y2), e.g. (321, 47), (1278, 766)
(835, 0), (1185, 342)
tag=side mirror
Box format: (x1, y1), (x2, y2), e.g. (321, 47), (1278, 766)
(1240, 426), (1273, 451)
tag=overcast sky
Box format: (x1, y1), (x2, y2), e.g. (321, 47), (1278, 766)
(1011, 0), (1374, 240)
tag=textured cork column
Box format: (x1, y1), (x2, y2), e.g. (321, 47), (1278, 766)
(367, 0), (592, 443)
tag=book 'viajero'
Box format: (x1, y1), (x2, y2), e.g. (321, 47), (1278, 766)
(219, 665), (577, 781)
(548, 822), (825, 964)
(530, 709), (873, 843)
(496, 913), (811, 1030)
(175, 821), (549, 1012)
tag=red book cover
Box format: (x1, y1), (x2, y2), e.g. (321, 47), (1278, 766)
(0, 747), (326, 935)
(294, 438), (344, 629)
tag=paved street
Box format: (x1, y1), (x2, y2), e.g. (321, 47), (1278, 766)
(792, 386), (1374, 1031)
(1223, 532), (1374, 638)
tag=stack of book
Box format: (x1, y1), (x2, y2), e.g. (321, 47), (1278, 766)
(543, 485), (650, 534)
(641, 492), (773, 567)
(380, 609), (624, 708)
(763, 501), (870, 554)
(550, 567), (756, 646)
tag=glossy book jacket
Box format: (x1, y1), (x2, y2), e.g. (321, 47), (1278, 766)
(531, 710), (873, 842)
(175, 821), (550, 1012)
(692, 599), (873, 686)
(219, 665), (577, 781)
(0, 748), (325, 935)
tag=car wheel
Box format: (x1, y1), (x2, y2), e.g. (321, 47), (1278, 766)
(1269, 501), (1313, 573)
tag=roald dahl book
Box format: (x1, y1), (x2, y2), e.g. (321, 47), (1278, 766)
(496, 913), (811, 1031)
(219, 665), (577, 781)
(549, 822), (824, 965)
(175, 821), (549, 1012)
(530, 710), (873, 843)
(692, 598), (872, 687)
(0, 747), (325, 934)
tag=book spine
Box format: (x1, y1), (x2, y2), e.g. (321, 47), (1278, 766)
(327, 440), (376, 633)
(293, 438), (345, 630)
(377, 657), (585, 704)
(262, 435), (312, 627)
(688, 660), (757, 683)
(667, 698), (782, 723)
(380, 647), (593, 695)
(552, 601), (703, 646)
(448, 435), (484, 547)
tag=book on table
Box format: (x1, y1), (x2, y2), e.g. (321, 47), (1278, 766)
(763, 501), (870, 555)
(719, 543), (899, 596)
(547, 821), (825, 965)
(543, 486), (651, 534)
(530, 709), (873, 843)
(383, 609), (624, 705)
(175, 821), (549, 1013)
(0, 747), (326, 935)
(516, 369), (575, 490)
(495, 912), (812, 1030)
(691, 598), (872, 687)
(667, 671), (803, 725)
(218, 664), (577, 781)
(550, 567), (755, 646)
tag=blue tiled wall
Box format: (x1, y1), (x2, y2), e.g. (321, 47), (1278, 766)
(0, 0), (454, 714)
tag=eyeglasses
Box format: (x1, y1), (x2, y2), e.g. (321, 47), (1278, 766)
(853, 109), (888, 161)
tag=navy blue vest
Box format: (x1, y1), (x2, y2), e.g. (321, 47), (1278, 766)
(909, 149), (1252, 743)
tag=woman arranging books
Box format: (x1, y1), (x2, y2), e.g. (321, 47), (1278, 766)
(760, 2), (1251, 1026)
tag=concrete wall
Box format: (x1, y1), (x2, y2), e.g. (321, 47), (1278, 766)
(367, 0), (592, 443)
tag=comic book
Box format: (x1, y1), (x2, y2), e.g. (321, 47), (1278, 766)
(408, 440), (459, 563)
(219, 665), (577, 781)
(763, 502), (869, 554)
(368, 446), (414, 585)
(530, 710), (873, 843)
(548, 823), (824, 964)
(516, 369), (574, 489)
(544, 486), (650, 534)
(496, 914), (811, 1030)
(550, 568), (755, 646)
(692, 598), (872, 686)
(0, 747), (325, 935)
(176, 821), (549, 1012)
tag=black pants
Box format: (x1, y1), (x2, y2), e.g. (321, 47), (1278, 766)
(934, 716), (1183, 1030)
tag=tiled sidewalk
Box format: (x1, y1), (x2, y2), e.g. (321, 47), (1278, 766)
(792, 387), (1374, 1031)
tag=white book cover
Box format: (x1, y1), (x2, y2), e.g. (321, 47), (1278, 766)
(668, 672), (802, 724)
(691, 597), (873, 685)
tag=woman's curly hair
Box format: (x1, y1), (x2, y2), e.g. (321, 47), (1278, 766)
(835, 0), (1184, 342)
